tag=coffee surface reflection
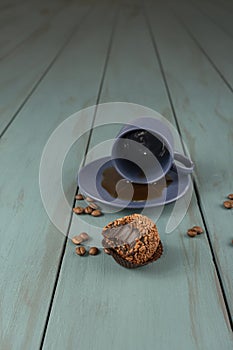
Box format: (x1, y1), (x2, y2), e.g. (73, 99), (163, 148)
(101, 166), (173, 202)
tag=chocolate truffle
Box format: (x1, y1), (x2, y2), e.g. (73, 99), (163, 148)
(102, 214), (162, 266)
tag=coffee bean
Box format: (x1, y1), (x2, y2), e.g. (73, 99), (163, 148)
(72, 235), (82, 245)
(71, 232), (89, 245)
(89, 247), (99, 255)
(80, 232), (89, 241)
(187, 229), (197, 238)
(91, 209), (102, 217)
(228, 194), (233, 200)
(192, 226), (204, 234)
(75, 246), (86, 256)
(75, 194), (84, 200)
(104, 248), (111, 255)
(89, 202), (99, 210)
(86, 196), (94, 202)
(73, 206), (84, 214)
(84, 206), (93, 214)
(223, 201), (232, 209)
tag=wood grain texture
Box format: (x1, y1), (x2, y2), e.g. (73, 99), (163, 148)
(193, 0), (233, 38)
(207, 0), (233, 14)
(0, 0), (74, 60)
(0, 4), (116, 349)
(174, 0), (233, 90)
(42, 5), (233, 350)
(0, 0), (91, 136)
(146, 0), (233, 323)
(0, 0), (29, 13)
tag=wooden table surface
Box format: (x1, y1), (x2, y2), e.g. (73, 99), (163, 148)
(0, 0), (233, 349)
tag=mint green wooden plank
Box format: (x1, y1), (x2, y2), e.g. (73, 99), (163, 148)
(146, 1), (233, 323)
(0, 0), (29, 13)
(0, 4), (116, 349)
(0, 0), (73, 59)
(0, 0), (47, 30)
(209, 0), (233, 13)
(0, 0), (91, 136)
(42, 5), (233, 350)
(193, 0), (233, 38)
(174, 0), (233, 89)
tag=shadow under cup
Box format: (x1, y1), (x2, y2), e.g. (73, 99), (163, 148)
(111, 129), (173, 184)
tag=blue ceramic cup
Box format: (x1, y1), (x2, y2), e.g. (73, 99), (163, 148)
(111, 117), (194, 184)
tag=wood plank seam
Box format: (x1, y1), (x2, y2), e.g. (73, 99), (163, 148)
(39, 4), (233, 348)
(0, 0), (79, 62)
(205, 0), (233, 15)
(173, 12), (233, 93)
(142, 4), (187, 159)
(190, 0), (233, 41)
(143, 3), (233, 332)
(80, 5), (121, 170)
(39, 6), (120, 350)
(0, 4), (93, 140)
(38, 184), (80, 350)
(192, 181), (233, 332)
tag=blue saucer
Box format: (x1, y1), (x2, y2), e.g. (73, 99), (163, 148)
(78, 156), (191, 209)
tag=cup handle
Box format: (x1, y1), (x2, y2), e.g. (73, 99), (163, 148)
(173, 152), (194, 174)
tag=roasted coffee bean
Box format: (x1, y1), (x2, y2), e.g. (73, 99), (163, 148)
(73, 206), (84, 214)
(72, 235), (82, 245)
(86, 196), (94, 202)
(89, 247), (99, 255)
(228, 194), (233, 200)
(71, 232), (89, 245)
(75, 246), (86, 256)
(223, 201), (233, 209)
(192, 226), (204, 234)
(84, 206), (93, 214)
(89, 202), (99, 210)
(104, 248), (111, 255)
(91, 209), (102, 217)
(80, 232), (89, 241)
(75, 194), (84, 200)
(187, 229), (197, 238)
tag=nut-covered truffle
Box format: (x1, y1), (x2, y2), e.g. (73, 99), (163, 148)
(102, 214), (161, 265)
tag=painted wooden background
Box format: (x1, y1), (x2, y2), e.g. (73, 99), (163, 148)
(0, 0), (232, 349)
